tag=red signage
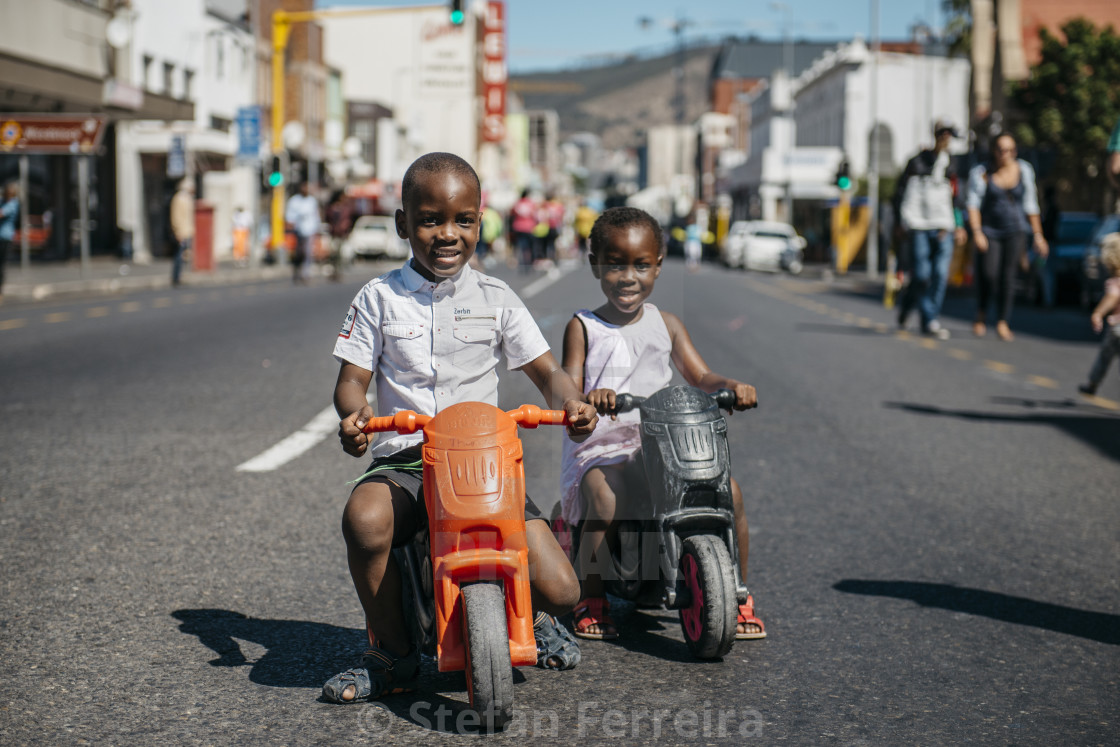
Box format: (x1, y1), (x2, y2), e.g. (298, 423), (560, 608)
(481, 1), (506, 142)
(0, 115), (107, 155)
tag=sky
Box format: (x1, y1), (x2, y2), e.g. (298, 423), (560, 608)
(318, 0), (949, 73)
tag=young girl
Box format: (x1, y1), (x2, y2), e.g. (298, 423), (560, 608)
(1079, 233), (1120, 396)
(559, 206), (765, 641)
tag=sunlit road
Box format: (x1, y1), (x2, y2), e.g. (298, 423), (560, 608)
(1, 259), (1117, 744)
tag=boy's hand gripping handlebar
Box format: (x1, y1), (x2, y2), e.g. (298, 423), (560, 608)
(360, 405), (569, 435)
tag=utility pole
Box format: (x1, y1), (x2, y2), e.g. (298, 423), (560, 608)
(866, 0), (881, 279)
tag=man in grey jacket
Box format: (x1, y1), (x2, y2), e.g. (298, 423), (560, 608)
(894, 119), (967, 339)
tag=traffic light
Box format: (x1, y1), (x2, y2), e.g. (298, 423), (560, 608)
(267, 155), (283, 188)
(835, 159), (851, 191)
(449, 0), (464, 25)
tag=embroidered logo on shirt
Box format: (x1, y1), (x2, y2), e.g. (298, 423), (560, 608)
(339, 305), (356, 339)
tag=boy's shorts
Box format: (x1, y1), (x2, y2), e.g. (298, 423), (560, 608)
(356, 446), (544, 544)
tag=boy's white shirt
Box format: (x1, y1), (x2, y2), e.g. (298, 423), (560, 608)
(333, 260), (550, 458)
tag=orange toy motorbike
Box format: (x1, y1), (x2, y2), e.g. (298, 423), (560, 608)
(363, 401), (568, 731)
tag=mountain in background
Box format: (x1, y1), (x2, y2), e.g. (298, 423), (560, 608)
(509, 45), (721, 150)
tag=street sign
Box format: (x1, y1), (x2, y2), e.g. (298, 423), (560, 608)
(0, 115), (106, 155)
(168, 134), (186, 178)
(236, 106), (261, 162)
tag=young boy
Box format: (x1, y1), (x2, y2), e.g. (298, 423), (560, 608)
(324, 153), (595, 703)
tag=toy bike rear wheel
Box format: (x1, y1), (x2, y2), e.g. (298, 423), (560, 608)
(462, 582), (513, 731)
(678, 535), (737, 659)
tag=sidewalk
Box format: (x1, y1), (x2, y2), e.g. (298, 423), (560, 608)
(0, 255), (297, 303)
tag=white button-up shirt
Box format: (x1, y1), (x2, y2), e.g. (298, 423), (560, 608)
(334, 261), (550, 458)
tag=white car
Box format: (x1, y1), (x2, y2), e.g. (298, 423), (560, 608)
(722, 220), (806, 274)
(343, 215), (409, 260)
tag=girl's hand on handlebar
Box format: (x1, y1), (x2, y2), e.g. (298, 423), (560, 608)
(339, 404), (375, 457)
(587, 388), (618, 418)
(728, 381), (758, 412)
(564, 399), (598, 440)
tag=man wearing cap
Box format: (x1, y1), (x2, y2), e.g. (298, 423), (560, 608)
(894, 119), (967, 339)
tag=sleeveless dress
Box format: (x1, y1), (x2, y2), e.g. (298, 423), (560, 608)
(559, 304), (674, 524)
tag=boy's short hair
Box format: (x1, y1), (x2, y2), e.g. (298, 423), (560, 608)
(589, 206), (664, 257)
(1100, 232), (1120, 275)
(400, 152), (481, 208)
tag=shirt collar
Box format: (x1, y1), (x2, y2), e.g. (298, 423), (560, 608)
(399, 258), (474, 294)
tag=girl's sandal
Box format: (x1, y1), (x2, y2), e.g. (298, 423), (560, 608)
(572, 597), (619, 640)
(533, 611), (581, 670)
(321, 646), (420, 703)
(736, 594), (767, 640)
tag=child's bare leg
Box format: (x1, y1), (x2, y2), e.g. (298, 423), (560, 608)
(575, 464), (628, 635)
(730, 477), (762, 636)
(342, 480), (417, 660)
(526, 518), (580, 615)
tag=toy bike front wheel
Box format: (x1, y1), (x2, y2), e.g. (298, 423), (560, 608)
(462, 582), (513, 731)
(678, 535), (738, 659)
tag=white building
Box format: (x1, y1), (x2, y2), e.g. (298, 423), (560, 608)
(116, 0), (259, 262)
(727, 40), (971, 224)
(319, 6), (476, 188)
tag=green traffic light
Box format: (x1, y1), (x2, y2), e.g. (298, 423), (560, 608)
(268, 172), (283, 188)
(837, 176), (851, 190)
(450, 9), (464, 24)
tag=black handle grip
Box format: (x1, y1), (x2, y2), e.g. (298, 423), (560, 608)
(614, 393), (645, 413)
(712, 388), (738, 411)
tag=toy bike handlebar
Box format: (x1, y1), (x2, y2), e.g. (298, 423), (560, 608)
(614, 388), (739, 413)
(361, 405), (569, 435)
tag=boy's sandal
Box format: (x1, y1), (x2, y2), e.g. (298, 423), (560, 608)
(736, 594), (767, 640)
(321, 646), (420, 704)
(533, 611), (581, 670)
(572, 597), (619, 640)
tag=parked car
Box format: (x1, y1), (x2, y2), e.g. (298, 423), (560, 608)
(721, 220), (806, 274)
(1017, 212), (1099, 306)
(342, 215), (408, 260)
(1080, 213), (1120, 310)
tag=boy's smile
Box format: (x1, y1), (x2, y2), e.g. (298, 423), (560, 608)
(396, 172), (480, 281)
(591, 224), (663, 322)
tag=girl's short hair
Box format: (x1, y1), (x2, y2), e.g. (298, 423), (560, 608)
(1100, 232), (1120, 275)
(589, 206), (663, 256)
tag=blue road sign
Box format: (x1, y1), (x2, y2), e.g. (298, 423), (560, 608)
(236, 106), (261, 162)
(167, 134), (186, 178)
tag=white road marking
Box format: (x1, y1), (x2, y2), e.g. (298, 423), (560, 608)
(236, 405), (341, 472)
(520, 263), (576, 299)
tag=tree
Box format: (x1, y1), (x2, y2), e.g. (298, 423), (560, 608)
(1009, 18), (1120, 208)
(941, 0), (972, 58)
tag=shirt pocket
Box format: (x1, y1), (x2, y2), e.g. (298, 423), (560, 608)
(452, 320), (497, 369)
(381, 322), (428, 370)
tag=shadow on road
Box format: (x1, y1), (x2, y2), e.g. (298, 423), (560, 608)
(833, 580), (1120, 645)
(172, 609), (368, 688)
(883, 399), (1120, 462)
(795, 322), (885, 336)
(608, 604), (728, 663)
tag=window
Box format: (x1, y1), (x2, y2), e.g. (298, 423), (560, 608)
(216, 37), (224, 79)
(142, 55), (153, 91)
(183, 69), (194, 100)
(210, 116), (232, 133)
(163, 62), (174, 95)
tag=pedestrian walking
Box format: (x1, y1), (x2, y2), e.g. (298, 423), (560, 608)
(894, 119), (967, 339)
(966, 133), (1048, 341)
(684, 216), (702, 272)
(511, 189), (538, 271)
(285, 181), (320, 284)
(169, 179), (195, 287)
(0, 181), (20, 300)
(1107, 114), (1120, 208)
(325, 191), (353, 281)
(573, 200), (598, 260)
(232, 205), (252, 266)
(1078, 232), (1120, 395)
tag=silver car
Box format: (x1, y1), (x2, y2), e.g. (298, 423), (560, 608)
(342, 215), (409, 260)
(721, 220), (806, 274)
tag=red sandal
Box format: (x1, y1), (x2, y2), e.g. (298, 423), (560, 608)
(572, 597), (618, 640)
(736, 594), (766, 640)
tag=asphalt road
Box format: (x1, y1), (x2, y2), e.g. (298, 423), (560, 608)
(1, 259), (1117, 745)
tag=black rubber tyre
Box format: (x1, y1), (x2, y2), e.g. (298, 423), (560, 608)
(678, 534), (737, 659)
(462, 582), (513, 731)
